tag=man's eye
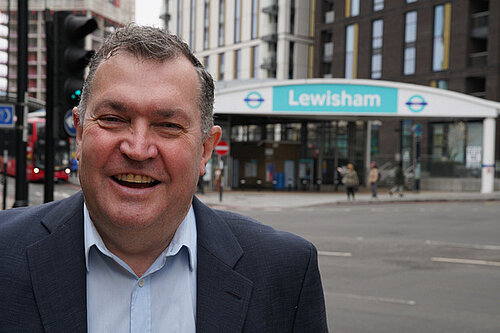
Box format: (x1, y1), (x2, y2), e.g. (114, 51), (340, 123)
(102, 116), (122, 122)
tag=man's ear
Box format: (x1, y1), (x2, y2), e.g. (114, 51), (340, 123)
(72, 107), (83, 160)
(200, 126), (222, 175)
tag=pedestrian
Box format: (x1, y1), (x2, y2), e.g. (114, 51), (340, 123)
(0, 25), (327, 332)
(338, 163), (359, 200)
(389, 165), (405, 197)
(69, 153), (79, 179)
(368, 161), (379, 198)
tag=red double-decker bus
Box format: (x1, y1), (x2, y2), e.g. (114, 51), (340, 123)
(0, 112), (71, 182)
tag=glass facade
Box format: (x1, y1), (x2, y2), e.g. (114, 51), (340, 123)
(404, 11), (417, 75)
(371, 19), (383, 79)
(432, 3), (451, 71)
(345, 24), (358, 78)
(234, 0), (241, 43)
(218, 0), (225, 46)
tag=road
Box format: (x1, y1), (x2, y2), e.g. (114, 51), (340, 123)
(229, 201), (500, 332)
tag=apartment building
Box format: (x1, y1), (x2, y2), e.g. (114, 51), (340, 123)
(314, 0), (500, 188)
(164, 0), (315, 81)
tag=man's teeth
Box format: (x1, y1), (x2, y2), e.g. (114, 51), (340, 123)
(115, 174), (155, 183)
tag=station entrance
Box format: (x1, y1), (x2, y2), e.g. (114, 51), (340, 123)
(211, 79), (500, 193)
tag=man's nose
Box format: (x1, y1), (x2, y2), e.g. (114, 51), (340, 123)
(119, 126), (158, 161)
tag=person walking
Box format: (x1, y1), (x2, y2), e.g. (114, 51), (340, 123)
(368, 161), (379, 198)
(389, 165), (405, 197)
(338, 163), (359, 200)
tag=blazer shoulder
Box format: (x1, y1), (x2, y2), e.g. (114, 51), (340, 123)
(213, 209), (315, 258)
(0, 192), (83, 250)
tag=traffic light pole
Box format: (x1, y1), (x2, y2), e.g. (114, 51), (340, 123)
(13, 0), (28, 207)
(44, 10), (55, 203)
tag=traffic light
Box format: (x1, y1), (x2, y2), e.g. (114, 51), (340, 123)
(54, 11), (97, 138)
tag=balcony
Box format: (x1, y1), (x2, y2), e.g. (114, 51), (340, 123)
(325, 11), (334, 24)
(262, 33), (277, 43)
(469, 51), (488, 67)
(262, 2), (278, 16)
(260, 56), (276, 71)
(470, 11), (488, 39)
(323, 42), (333, 62)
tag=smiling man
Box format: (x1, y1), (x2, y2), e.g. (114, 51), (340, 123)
(0, 25), (327, 332)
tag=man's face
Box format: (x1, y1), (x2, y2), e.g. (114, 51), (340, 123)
(74, 53), (220, 233)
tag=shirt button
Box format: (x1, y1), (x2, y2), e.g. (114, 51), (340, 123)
(138, 278), (145, 287)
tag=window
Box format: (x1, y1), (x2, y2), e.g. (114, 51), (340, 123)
(288, 42), (294, 79)
(432, 3), (451, 71)
(218, 53), (225, 80)
(373, 0), (384, 11)
(234, 49), (241, 79)
(403, 11), (417, 75)
(177, 0), (182, 35)
(250, 45), (259, 78)
(345, 24), (358, 78)
(234, 0), (241, 43)
(346, 0), (360, 18)
(251, 0), (258, 39)
(290, 0), (296, 34)
(371, 19), (383, 78)
(204, 56), (210, 72)
(203, 0), (210, 49)
(189, 0), (195, 50)
(218, 0), (225, 46)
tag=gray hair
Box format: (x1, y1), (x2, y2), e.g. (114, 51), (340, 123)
(78, 24), (214, 137)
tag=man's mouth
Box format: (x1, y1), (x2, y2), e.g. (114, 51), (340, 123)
(112, 173), (160, 189)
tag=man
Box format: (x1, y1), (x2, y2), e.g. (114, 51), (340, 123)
(0, 25), (327, 332)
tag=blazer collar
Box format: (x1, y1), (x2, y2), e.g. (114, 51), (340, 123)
(25, 194), (254, 332)
(27, 191), (87, 332)
(193, 197), (253, 332)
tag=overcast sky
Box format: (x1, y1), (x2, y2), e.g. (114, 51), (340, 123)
(135, 0), (163, 26)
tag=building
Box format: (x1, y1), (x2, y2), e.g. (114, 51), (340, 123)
(313, 0), (500, 191)
(165, 0), (315, 81)
(165, 1), (500, 192)
(0, 0), (135, 102)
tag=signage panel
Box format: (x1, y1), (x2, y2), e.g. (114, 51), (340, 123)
(272, 84), (398, 114)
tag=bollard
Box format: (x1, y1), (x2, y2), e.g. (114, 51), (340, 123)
(240, 178), (246, 191)
(272, 179), (277, 191)
(287, 178), (293, 192)
(256, 179), (262, 192)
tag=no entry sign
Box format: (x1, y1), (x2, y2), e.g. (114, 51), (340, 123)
(215, 140), (229, 156)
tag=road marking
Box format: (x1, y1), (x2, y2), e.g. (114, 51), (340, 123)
(426, 240), (500, 251)
(332, 293), (416, 306)
(318, 251), (352, 257)
(431, 257), (500, 267)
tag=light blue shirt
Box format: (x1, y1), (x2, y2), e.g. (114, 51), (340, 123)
(84, 203), (197, 333)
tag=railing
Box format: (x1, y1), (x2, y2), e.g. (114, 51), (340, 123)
(469, 51), (488, 66)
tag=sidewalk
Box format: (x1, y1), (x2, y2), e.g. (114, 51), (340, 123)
(197, 188), (500, 210)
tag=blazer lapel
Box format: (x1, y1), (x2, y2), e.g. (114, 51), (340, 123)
(26, 192), (87, 332)
(193, 198), (253, 333)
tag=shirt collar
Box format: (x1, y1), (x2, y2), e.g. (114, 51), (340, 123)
(84, 203), (197, 273)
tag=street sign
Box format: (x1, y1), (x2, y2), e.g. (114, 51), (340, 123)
(0, 104), (14, 128)
(63, 109), (77, 137)
(215, 140), (229, 156)
(412, 123), (423, 137)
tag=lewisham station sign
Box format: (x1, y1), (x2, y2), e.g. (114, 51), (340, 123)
(215, 79), (499, 118)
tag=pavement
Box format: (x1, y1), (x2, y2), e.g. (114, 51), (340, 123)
(197, 188), (500, 210)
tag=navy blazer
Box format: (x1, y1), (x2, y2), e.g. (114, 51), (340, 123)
(0, 192), (327, 332)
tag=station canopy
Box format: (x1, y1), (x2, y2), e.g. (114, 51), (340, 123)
(215, 79), (500, 119)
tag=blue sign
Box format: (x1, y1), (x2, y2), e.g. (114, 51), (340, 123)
(244, 92), (264, 109)
(0, 104), (14, 128)
(413, 123), (423, 136)
(64, 109), (77, 137)
(272, 84), (398, 113)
